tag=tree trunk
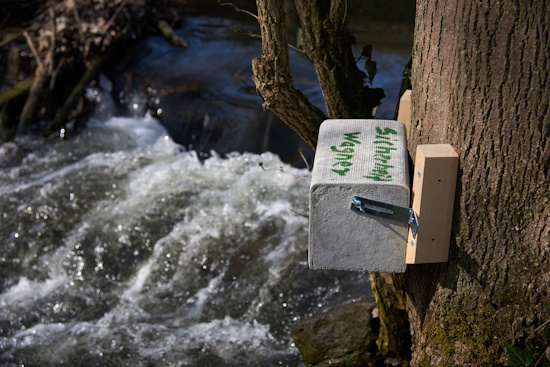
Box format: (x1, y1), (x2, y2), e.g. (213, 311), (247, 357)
(293, 0), (382, 119)
(252, 0), (327, 148)
(407, 1), (550, 365)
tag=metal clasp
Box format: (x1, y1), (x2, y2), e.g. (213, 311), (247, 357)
(351, 196), (419, 238)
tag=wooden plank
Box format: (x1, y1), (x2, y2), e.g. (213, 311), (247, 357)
(396, 89), (412, 137)
(406, 144), (458, 264)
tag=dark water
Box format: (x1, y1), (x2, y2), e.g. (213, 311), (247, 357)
(107, 15), (412, 166)
(0, 11), (412, 367)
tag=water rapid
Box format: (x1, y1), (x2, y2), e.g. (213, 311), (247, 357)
(0, 115), (369, 366)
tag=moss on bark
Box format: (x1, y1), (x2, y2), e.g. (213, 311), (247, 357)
(407, 0), (550, 365)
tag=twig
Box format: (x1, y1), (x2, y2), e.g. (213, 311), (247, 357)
(242, 31), (261, 39)
(71, 0), (86, 45)
(22, 30), (44, 71)
(50, 56), (65, 92)
(259, 162), (311, 181)
(0, 12), (10, 29)
(289, 43), (306, 54)
(223, 1), (305, 55)
(533, 348), (548, 367)
(236, 30), (306, 55)
(71, 0), (81, 25)
(342, 0), (348, 26)
(534, 319), (550, 332)
(298, 148), (312, 173)
(0, 30), (23, 48)
(102, 0), (128, 33)
(48, 8), (56, 77)
(219, 2), (258, 20)
(288, 208), (308, 218)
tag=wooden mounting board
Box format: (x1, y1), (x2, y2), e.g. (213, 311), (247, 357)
(397, 90), (412, 137)
(406, 144), (458, 264)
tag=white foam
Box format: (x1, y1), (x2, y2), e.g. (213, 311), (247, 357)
(0, 113), (314, 365)
(184, 272), (225, 319)
(104, 113), (171, 146)
(0, 273), (66, 307)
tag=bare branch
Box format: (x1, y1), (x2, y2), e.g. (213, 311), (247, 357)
(288, 43), (306, 54)
(259, 162), (311, 181)
(288, 208), (308, 217)
(234, 28), (306, 55)
(298, 148), (312, 173)
(535, 319), (550, 332)
(23, 30), (44, 71)
(219, 2), (258, 20)
(102, 0), (128, 34)
(252, 0), (325, 149)
(48, 8), (56, 77)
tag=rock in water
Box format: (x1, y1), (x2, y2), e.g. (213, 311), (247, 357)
(291, 301), (379, 367)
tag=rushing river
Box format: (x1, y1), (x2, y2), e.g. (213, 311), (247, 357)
(0, 9), (412, 366)
(0, 114), (369, 366)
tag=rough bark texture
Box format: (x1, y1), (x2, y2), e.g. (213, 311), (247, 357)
(293, 0), (380, 119)
(407, 1), (550, 365)
(252, 0), (326, 148)
(370, 272), (411, 363)
(252, 0), (384, 148)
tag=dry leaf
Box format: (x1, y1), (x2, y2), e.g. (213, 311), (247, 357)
(545, 345), (550, 361)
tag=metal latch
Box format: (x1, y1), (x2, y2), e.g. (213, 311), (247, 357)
(351, 196), (419, 238)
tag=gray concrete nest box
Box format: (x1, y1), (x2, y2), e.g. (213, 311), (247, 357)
(309, 119), (409, 273)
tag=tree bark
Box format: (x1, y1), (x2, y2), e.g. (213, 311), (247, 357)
(293, 0), (382, 119)
(407, 1), (550, 365)
(253, 0), (409, 362)
(252, 0), (326, 149)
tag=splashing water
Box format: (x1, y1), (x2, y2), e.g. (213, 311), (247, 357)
(0, 114), (370, 366)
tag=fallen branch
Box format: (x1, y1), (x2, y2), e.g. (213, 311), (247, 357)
(48, 52), (110, 133)
(0, 29), (24, 48)
(1, 77), (34, 141)
(0, 77), (34, 107)
(18, 66), (50, 132)
(158, 20), (187, 48)
(102, 0), (128, 33)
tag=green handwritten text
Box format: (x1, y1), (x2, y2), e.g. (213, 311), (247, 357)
(364, 126), (397, 182)
(331, 132), (361, 176)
